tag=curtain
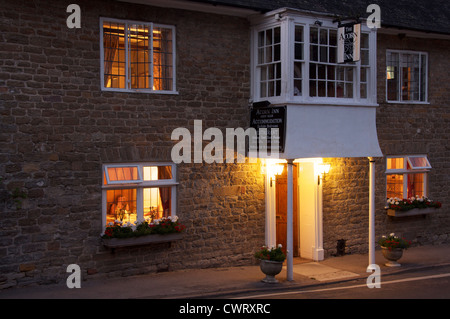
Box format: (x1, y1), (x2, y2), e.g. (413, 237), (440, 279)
(103, 32), (120, 87)
(158, 166), (172, 217)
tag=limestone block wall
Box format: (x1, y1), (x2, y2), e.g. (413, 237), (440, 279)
(0, 0), (265, 289)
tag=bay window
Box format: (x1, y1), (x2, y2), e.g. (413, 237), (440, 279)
(102, 163), (177, 229)
(252, 14), (376, 105)
(100, 18), (176, 93)
(386, 155), (431, 199)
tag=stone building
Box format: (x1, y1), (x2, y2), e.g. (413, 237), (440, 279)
(0, 0), (449, 289)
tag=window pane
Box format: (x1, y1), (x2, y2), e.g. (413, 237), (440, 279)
(257, 26), (281, 98)
(106, 189), (137, 224)
(310, 27), (318, 43)
(386, 52), (399, 101)
(105, 166), (140, 183)
(144, 187), (172, 220)
(295, 43), (303, 60)
(320, 29), (328, 45)
(387, 174), (403, 199)
(143, 165), (173, 180)
(308, 27), (357, 99)
(103, 22), (126, 88)
(129, 24), (150, 89)
(407, 173), (424, 198)
(420, 54), (427, 101)
(387, 157), (404, 170)
(407, 156), (431, 169)
(329, 30), (337, 46)
(153, 27), (173, 91)
(295, 25), (303, 42)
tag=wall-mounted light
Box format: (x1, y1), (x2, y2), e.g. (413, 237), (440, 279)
(263, 159), (285, 187)
(269, 164), (284, 187)
(314, 20), (323, 26)
(317, 163), (331, 185)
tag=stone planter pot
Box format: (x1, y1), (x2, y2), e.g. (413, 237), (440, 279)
(102, 233), (183, 251)
(381, 246), (404, 267)
(259, 259), (284, 283)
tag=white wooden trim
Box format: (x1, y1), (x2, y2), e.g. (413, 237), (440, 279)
(101, 162), (178, 232)
(251, 12), (377, 106)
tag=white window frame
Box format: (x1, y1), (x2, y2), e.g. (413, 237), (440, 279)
(251, 12), (377, 106)
(101, 162), (178, 231)
(385, 50), (428, 104)
(99, 17), (177, 94)
(104, 164), (143, 185)
(385, 155), (431, 199)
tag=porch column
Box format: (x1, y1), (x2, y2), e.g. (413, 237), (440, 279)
(286, 159), (294, 281)
(368, 157), (376, 266)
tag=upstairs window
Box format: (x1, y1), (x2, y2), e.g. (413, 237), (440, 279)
(386, 155), (431, 199)
(386, 50), (428, 102)
(252, 17), (375, 105)
(100, 18), (176, 93)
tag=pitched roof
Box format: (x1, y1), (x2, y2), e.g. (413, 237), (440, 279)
(189, 0), (450, 34)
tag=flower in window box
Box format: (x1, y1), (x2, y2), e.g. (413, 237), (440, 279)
(386, 196), (442, 211)
(102, 217), (185, 239)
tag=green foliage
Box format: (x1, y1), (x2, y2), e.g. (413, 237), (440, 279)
(102, 217), (186, 239)
(378, 233), (411, 250)
(254, 245), (286, 262)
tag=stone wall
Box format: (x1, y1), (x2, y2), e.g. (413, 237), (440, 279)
(0, 0), (265, 289)
(322, 33), (450, 256)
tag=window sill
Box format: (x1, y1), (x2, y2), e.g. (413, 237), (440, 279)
(253, 97), (379, 108)
(386, 207), (439, 217)
(102, 233), (183, 250)
(385, 100), (430, 105)
(101, 88), (179, 95)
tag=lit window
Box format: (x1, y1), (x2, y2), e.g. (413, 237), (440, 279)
(386, 155), (431, 199)
(104, 165), (142, 184)
(386, 50), (427, 102)
(102, 163), (177, 228)
(101, 18), (176, 93)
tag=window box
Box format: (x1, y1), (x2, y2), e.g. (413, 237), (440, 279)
(386, 207), (439, 217)
(102, 233), (183, 249)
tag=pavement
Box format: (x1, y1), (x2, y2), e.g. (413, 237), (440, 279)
(1, 244), (450, 299)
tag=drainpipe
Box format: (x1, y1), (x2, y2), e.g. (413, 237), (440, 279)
(286, 159), (294, 281)
(368, 157), (376, 266)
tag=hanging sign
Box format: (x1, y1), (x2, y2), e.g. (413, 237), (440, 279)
(337, 23), (361, 63)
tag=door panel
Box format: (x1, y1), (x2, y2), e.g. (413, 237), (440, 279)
(275, 165), (299, 256)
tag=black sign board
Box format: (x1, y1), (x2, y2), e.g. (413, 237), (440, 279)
(249, 105), (286, 154)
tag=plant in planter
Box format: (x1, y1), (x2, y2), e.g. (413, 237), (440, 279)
(101, 216), (186, 249)
(254, 245), (286, 283)
(387, 196), (442, 211)
(378, 233), (411, 267)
